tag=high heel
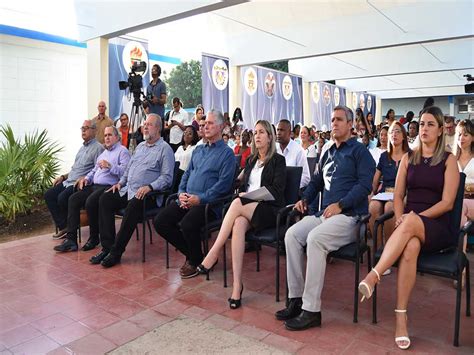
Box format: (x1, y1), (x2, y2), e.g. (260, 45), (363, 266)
(197, 258), (218, 275)
(394, 309), (411, 350)
(358, 268), (381, 302)
(228, 284), (244, 309)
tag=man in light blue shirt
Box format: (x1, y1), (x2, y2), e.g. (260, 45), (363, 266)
(53, 126), (130, 253)
(95, 113), (175, 267)
(44, 119), (104, 239)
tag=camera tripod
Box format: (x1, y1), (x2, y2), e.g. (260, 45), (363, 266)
(128, 99), (146, 153)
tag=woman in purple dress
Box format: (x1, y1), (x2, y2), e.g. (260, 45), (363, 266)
(358, 106), (459, 350)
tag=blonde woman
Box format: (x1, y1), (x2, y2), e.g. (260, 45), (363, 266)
(358, 106), (459, 350)
(197, 120), (286, 309)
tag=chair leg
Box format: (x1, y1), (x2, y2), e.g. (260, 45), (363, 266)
(256, 246), (260, 272)
(147, 220), (153, 244)
(78, 226), (82, 244)
(223, 243), (227, 288)
(354, 253), (360, 323)
(142, 221), (146, 263)
(166, 241), (169, 268)
(276, 242), (280, 302)
(466, 261), (471, 317)
(204, 235), (210, 281)
(136, 226), (139, 241)
(454, 270), (463, 347)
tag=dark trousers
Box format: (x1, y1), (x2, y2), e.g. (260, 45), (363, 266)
(153, 201), (215, 267)
(66, 185), (109, 242)
(44, 184), (74, 230)
(99, 191), (154, 255)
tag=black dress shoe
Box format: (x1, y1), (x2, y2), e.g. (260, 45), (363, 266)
(101, 253), (121, 268)
(81, 238), (99, 251)
(90, 250), (109, 264)
(284, 310), (321, 331)
(53, 239), (78, 252)
(275, 297), (302, 320)
(228, 284), (244, 310)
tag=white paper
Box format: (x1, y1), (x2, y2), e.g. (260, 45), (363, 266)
(372, 192), (394, 202)
(241, 186), (275, 201)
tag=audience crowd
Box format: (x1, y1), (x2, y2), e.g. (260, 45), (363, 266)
(45, 96), (473, 350)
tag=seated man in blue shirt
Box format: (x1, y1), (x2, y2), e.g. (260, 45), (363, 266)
(275, 106), (375, 330)
(95, 113), (175, 267)
(154, 109), (236, 279)
(44, 120), (104, 239)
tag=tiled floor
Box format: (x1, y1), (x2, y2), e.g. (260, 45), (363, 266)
(0, 225), (473, 354)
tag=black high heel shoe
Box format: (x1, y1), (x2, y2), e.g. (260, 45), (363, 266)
(228, 285), (244, 310)
(196, 259), (218, 275)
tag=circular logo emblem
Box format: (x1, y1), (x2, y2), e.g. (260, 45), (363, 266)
(311, 82), (320, 104)
(244, 67), (257, 96)
(359, 93), (366, 111)
(264, 72), (276, 98)
(334, 87), (340, 106)
(366, 95), (373, 112)
(323, 85), (331, 106)
(282, 75), (293, 100)
(122, 41), (148, 75)
(352, 92), (358, 110)
(212, 59), (228, 91)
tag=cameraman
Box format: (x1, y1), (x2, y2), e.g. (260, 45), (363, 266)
(146, 64), (167, 128)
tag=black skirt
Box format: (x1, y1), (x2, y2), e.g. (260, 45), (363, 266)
(239, 197), (279, 231)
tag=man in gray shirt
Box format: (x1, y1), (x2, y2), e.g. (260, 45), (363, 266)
(94, 113), (175, 268)
(44, 119), (104, 239)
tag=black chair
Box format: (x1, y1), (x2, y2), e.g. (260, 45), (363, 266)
(327, 213), (371, 323)
(116, 161), (180, 262)
(372, 172), (471, 346)
(285, 191), (371, 322)
(221, 166), (302, 301)
(307, 157), (317, 176)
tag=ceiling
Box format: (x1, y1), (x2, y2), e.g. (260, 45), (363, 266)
(2, 0), (473, 99)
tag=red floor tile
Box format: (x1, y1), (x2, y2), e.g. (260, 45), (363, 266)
(30, 313), (75, 333)
(9, 335), (60, 354)
(47, 322), (93, 345)
(107, 300), (146, 320)
(0, 324), (42, 348)
(63, 333), (116, 355)
(152, 299), (191, 318)
(78, 311), (121, 331)
(126, 309), (172, 331)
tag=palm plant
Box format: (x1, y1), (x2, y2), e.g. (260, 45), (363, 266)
(0, 125), (62, 223)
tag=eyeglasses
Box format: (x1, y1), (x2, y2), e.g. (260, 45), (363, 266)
(80, 126), (93, 131)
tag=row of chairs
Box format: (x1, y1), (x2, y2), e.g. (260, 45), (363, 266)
(122, 157), (470, 347)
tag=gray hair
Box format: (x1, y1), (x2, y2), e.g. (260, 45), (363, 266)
(207, 109), (225, 125)
(85, 119), (96, 129)
(146, 113), (162, 131)
(333, 105), (354, 121)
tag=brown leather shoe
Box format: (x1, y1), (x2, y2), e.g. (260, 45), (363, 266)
(180, 262), (198, 279)
(179, 260), (191, 276)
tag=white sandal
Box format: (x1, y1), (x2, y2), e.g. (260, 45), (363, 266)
(358, 268), (381, 302)
(394, 309), (411, 350)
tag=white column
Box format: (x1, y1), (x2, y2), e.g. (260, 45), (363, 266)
(302, 81), (312, 127)
(229, 65), (241, 118)
(86, 37), (109, 118)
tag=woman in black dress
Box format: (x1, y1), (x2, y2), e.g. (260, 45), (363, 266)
(358, 106), (459, 350)
(197, 120), (286, 309)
